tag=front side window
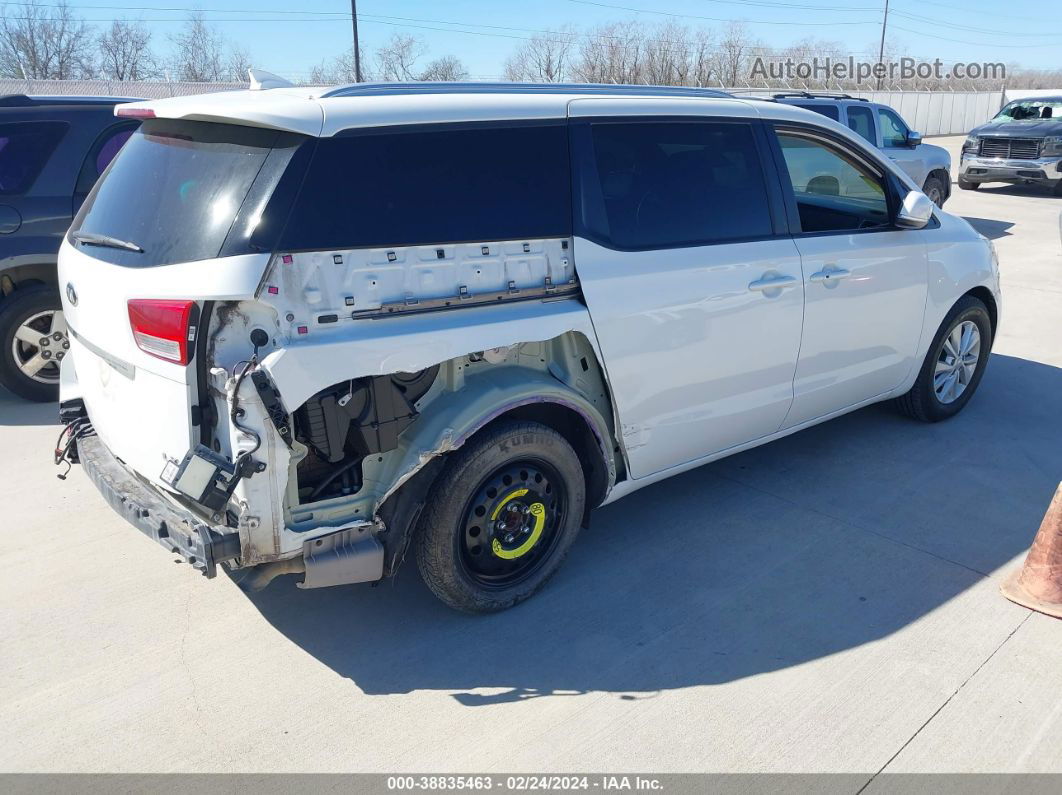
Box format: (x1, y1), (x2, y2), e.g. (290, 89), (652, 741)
(0, 121), (68, 195)
(845, 105), (876, 145)
(878, 108), (909, 147)
(278, 123), (571, 251)
(776, 131), (889, 233)
(582, 120), (773, 249)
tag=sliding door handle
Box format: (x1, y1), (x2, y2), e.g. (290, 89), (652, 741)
(748, 274), (798, 292)
(809, 268), (852, 284)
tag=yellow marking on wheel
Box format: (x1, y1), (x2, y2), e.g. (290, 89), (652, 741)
(490, 488), (528, 521)
(492, 502), (546, 560)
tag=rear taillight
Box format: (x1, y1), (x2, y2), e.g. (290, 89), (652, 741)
(115, 106), (155, 119)
(128, 299), (198, 365)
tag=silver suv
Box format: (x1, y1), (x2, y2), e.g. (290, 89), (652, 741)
(771, 93), (952, 207)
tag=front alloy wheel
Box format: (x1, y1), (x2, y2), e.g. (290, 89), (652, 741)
(933, 320), (980, 404)
(895, 295), (992, 422)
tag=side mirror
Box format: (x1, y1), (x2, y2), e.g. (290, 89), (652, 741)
(906, 130), (923, 147)
(896, 190), (934, 229)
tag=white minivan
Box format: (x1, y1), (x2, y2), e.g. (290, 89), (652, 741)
(56, 82), (1000, 613)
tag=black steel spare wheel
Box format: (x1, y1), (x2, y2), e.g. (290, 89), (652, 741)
(415, 420), (586, 613)
(459, 460), (567, 588)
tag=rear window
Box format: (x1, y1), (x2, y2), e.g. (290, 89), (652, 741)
(793, 103), (840, 121)
(0, 121), (68, 194)
(278, 123), (571, 251)
(70, 119), (303, 267)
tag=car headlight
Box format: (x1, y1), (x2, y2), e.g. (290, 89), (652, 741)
(1043, 136), (1062, 156)
(963, 134), (980, 153)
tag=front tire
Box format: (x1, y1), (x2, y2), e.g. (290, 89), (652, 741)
(957, 176), (980, 191)
(923, 175), (946, 208)
(415, 420), (586, 613)
(0, 284), (66, 402)
(895, 295), (992, 422)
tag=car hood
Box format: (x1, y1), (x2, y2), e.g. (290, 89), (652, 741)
(970, 118), (1062, 137)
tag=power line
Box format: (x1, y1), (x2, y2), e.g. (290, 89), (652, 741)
(567, 0), (878, 26)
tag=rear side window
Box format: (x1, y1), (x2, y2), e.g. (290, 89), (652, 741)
(793, 103), (840, 121)
(71, 120), (303, 267)
(581, 120), (773, 249)
(0, 121), (68, 195)
(846, 105), (876, 145)
(278, 123), (571, 251)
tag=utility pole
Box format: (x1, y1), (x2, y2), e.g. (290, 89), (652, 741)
(350, 0), (362, 82)
(876, 0), (890, 90)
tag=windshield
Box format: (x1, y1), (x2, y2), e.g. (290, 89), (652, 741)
(994, 100), (1062, 122)
(70, 119), (300, 267)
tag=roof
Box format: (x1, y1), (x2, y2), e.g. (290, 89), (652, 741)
(115, 81), (744, 137)
(114, 80), (881, 145)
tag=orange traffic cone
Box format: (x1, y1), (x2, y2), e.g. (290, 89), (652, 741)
(1001, 482), (1062, 619)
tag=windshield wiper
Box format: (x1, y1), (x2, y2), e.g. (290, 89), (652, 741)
(71, 230), (144, 253)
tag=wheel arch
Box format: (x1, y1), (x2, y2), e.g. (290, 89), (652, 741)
(374, 367), (618, 576)
(963, 285), (997, 335)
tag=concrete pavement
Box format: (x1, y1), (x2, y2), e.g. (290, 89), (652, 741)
(1, 135), (1060, 775)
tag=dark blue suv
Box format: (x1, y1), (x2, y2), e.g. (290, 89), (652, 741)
(0, 95), (139, 401)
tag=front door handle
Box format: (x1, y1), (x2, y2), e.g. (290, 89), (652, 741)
(809, 267), (852, 285)
(748, 274), (798, 292)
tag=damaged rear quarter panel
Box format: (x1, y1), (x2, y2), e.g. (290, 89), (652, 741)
(217, 292), (621, 562)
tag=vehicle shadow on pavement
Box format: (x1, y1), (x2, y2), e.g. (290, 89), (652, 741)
(247, 353), (1061, 704)
(974, 185), (1062, 201)
(0, 388), (57, 427)
(961, 217), (1014, 240)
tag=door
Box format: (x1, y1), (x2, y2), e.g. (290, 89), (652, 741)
(568, 104), (804, 479)
(769, 126), (929, 429)
(878, 107), (926, 184)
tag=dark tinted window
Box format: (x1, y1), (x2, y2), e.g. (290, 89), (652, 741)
(846, 105), (876, 144)
(0, 121), (67, 194)
(584, 121), (773, 249)
(776, 131), (888, 233)
(878, 108), (909, 147)
(71, 120), (302, 267)
(279, 124), (571, 250)
(793, 103), (840, 121)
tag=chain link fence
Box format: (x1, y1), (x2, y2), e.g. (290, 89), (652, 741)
(0, 78), (247, 99)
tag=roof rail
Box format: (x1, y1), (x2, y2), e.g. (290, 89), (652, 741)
(321, 81), (732, 100)
(1, 94), (142, 107)
(771, 92), (869, 102)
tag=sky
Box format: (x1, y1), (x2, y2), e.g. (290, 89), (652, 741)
(49, 0), (1062, 79)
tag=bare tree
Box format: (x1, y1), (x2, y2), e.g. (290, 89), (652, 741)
(0, 1), (94, 79)
(418, 55), (468, 82)
(98, 19), (157, 81)
(717, 22), (757, 88)
(375, 33), (426, 82)
(572, 21), (644, 84)
(309, 45), (371, 84)
(504, 29), (574, 83)
(689, 28), (716, 87)
(226, 44), (252, 83)
(169, 12), (227, 82)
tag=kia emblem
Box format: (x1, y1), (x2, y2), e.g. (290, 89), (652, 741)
(66, 282), (78, 306)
